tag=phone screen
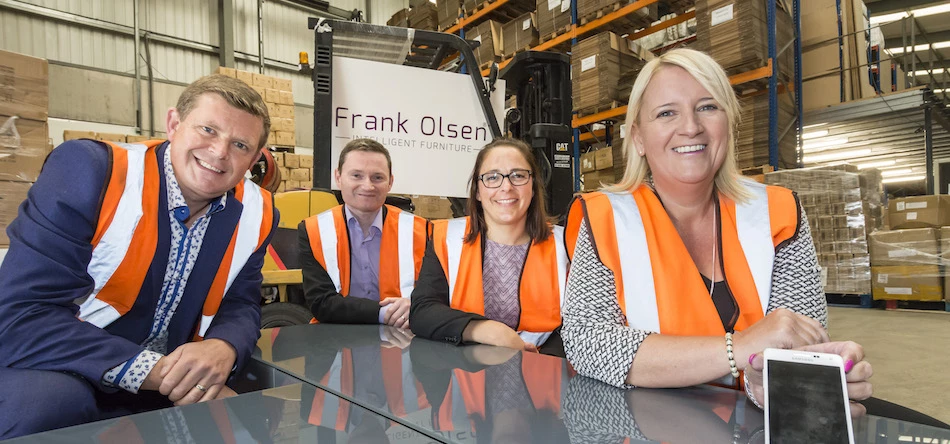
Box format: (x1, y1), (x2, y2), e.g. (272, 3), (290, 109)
(767, 360), (850, 444)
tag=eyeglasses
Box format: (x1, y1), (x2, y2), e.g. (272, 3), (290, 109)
(477, 170), (533, 188)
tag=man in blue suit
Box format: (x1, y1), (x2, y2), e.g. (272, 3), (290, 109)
(0, 74), (279, 438)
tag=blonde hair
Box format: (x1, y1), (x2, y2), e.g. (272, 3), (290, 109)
(604, 48), (750, 203)
(176, 74), (271, 149)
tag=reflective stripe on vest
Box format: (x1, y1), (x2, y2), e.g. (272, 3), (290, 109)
(434, 217), (568, 347)
(304, 205), (427, 299)
(78, 141), (273, 339)
(572, 179), (797, 336)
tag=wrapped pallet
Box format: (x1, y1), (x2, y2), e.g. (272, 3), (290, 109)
(695, 0), (794, 79)
(536, 0), (572, 42)
(501, 13), (539, 58)
(578, 0), (658, 36)
(571, 32), (645, 115)
(409, 2), (439, 31)
(868, 228), (944, 301)
(469, 20), (503, 68)
(765, 167), (885, 295)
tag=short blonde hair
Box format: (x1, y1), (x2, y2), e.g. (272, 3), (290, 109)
(176, 74), (271, 149)
(605, 48), (750, 203)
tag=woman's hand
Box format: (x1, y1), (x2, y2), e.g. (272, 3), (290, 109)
(732, 308), (830, 370)
(745, 341), (873, 417)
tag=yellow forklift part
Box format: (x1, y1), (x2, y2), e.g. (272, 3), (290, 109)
(274, 190), (313, 229)
(262, 269), (303, 285)
(310, 189), (339, 215)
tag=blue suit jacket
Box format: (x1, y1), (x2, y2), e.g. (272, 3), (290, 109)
(0, 140), (278, 390)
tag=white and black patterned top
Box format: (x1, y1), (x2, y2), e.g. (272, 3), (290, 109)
(562, 201), (827, 389)
(102, 149), (227, 393)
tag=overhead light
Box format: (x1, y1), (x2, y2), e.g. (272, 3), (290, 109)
(883, 175), (926, 184)
(870, 4), (950, 24)
(803, 148), (872, 163)
(881, 168), (914, 177)
(910, 68), (947, 76)
(934, 88), (947, 94)
(870, 11), (908, 24)
(802, 130), (829, 140)
(886, 41), (950, 54)
(857, 159), (897, 169)
(803, 137), (849, 152)
(802, 122), (827, 130)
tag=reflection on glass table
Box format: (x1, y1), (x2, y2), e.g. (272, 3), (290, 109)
(6, 383), (437, 444)
(254, 324), (950, 444)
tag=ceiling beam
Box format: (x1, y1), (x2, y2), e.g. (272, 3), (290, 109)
(885, 29), (950, 49)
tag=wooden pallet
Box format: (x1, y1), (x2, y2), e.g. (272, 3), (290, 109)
(578, 1), (654, 35)
(467, 0), (532, 22)
(539, 24), (572, 44)
(881, 299), (950, 312)
(500, 46), (533, 63)
(826, 293), (875, 308)
(575, 101), (625, 119)
(478, 60), (498, 72)
(741, 165), (774, 176)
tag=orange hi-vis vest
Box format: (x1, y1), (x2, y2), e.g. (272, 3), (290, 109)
(430, 217), (569, 347)
(304, 204), (428, 299)
(77, 140), (274, 339)
(565, 180), (799, 337)
(432, 352), (568, 432)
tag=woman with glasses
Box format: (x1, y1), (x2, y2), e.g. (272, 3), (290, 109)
(410, 138), (569, 356)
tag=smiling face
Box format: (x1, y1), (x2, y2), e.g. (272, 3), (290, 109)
(632, 65), (730, 189)
(475, 146), (534, 231)
(335, 150), (393, 215)
(166, 93), (265, 210)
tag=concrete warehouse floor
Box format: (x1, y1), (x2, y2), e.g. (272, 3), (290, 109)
(827, 306), (950, 424)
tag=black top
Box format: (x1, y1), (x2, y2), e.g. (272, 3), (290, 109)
(700, 274), (739, 333)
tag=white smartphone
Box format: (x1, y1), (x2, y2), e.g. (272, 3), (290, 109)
(763, 348), (854, 444)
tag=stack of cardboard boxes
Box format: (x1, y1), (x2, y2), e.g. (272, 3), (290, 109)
(571, 32), (646, 116)
(214, 67), (295, 148)
(765, 167), (885, 294)
(271, 151), (314, 193)
(435, 0), (460, 30)
(387, 8), (410, 27)
(577, 0), (658, 36)
(468, 20), (504, 68)
(695, 0), (793, 79)
(501, 13), (539, 58)
(735, 92), (797, 169)
(579, 126), (626, 192)
(408, 2), (440, 31)
(536, 0), (572, 42)
(868, 195), (950, 302)
(0, 50), (51, 247)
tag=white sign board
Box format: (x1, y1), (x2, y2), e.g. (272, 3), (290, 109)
(331, 56), (506, 197)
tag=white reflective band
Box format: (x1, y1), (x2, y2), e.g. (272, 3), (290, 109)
(318, 210), (342, 292)
(397, 211), (416, 299)
(199, 179), (266, 337)
(445, 218), (467, 304)
(606, 191), (661, 333)
(552, 225), (568, 307)
(81, 143), (148, 326)
(736, 179), (774, 313)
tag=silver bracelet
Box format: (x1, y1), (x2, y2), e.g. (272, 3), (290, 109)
(725, 332), (739, 378)
(744, 371), (763, 409)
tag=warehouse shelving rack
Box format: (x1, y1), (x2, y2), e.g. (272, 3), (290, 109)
(443, 0), (804, 190)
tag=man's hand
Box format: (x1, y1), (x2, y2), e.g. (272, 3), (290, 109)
(158, 339), (238, 406)
(380, 297), (411, 329)
(382, 325), (414, 349)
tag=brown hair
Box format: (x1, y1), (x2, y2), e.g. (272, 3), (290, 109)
(338, 138), (393, 175)
(176, 74), (271, 149)
(465, 138), (551, 244)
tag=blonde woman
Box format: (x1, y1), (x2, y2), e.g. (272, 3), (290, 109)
(562, 48), (872, 415)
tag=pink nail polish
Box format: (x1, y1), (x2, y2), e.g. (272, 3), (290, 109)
(844, 359), (854, 373)
(748, 353), (756, 365)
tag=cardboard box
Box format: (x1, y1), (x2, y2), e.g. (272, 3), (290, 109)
(279, 91), (294, 105)
(236, 70), (254, 85)
(537, 0), (572, 39)
(283, 153), (300, 168)
(277, 105), (294, 119)
(436, 0), (461, 31)
(276, 181), (286, 193)
(801, 0), (839, 48)
(214, 66), (236, 78)
(871, 265), (943, 301)
(253, 85), (267, 99)
(285, 180), (301, 189)
(0, 180), (32, 245)
(572, 32), (645, 114)
(888, 196), (950, 229)
(298, 155), (313, 168)
(868, 228), (939, 267)
(290, 168), (310, 181)
(274, 78), (293, 92)
(501, 12), (539, 57)
(264, 88), (280, 103)
(582, 170), (602, 191)
(580, 151), (597, 173)
(271, 152), (284, 167)
(276, 131), (295, 146)
(126, 135), (152, 143)
(388, 8), (409, 27)
(278, 166), (290, 179)
(594, 146), (614, 170)
(468, 20), (503, 68)
(0, 117), (50, 182)
(411, 195), (455, 219)
(252, 73), (274, 89)
(63, 130), (97, 141)
(0, 50), (49, 122)
(96, 133), (127, 143)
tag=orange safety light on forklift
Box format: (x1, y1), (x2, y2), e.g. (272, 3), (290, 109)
(299, 51), (309, 65)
